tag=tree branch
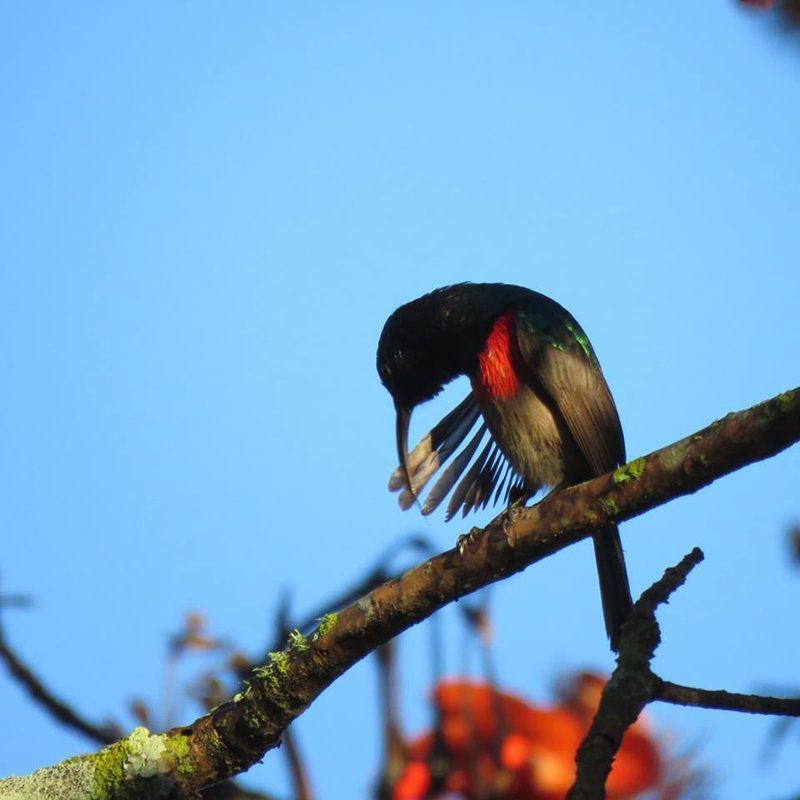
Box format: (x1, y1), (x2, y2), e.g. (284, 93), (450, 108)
(257, 534), (434, 671)
(0, 629), (119, 746)
(1, 387), (798, 799)
(567, 548), (705, 799)
(566, 541), (800, 799)
(656, 681), (800, 716)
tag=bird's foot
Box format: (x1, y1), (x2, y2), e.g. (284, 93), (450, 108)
(538, 481), (569, 503)
(507, 485), (533, 508)
(500, 504), (526, 548)
(456, 527), (483, 556)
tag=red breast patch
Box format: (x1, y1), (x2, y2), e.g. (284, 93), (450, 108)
(471, 311), (523, 401)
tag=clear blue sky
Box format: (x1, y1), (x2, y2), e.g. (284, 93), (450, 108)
(1, 3), (799, 797)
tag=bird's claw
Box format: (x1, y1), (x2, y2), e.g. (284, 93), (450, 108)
(456, 527), (482, 556)
(501, 505), (524, 548)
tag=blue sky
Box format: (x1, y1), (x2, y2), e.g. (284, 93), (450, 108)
(1, 2), (799, 797)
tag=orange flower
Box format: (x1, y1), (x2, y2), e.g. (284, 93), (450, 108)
(394, 676), (662, 800)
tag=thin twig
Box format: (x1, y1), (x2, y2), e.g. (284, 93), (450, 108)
(0, 632), (119, 746)
(282, 730), (313, 800)
(656, 681), (800, 717)
(374, 640), (407, 800)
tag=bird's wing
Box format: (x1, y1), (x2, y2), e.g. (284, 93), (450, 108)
(389, 393), (523, 518)
(443, 439), (526, 520)
(388, 392), (481, 502)
(514, 310), (625, 476)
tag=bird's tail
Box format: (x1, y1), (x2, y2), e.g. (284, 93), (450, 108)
(592, 523), (633, 652)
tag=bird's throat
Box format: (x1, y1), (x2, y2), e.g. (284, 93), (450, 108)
(470, 311), (523, 401)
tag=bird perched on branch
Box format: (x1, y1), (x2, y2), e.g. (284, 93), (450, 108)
(376, 283), (632, 650)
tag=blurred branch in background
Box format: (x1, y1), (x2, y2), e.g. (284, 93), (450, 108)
(0, 578), (121, 746)
(789, 522), (800, 567)
(757, 523), (800, 776)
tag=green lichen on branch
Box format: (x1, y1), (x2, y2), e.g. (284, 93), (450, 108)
(774, 390), (798, 415)
(312, 613), (338, 640)
(91, 727), (193, 798)
(258, 626), (315, 681)
(0, 759), (94, 800)
(161, 734), (192, 777)
(612, 457), (646, 485)
(0, 727), (194, 800)
(287, 629), (309, 651)
(247, 627), (317, 715)
(598, 496), (619, 516)
(254, 650), (291, 683)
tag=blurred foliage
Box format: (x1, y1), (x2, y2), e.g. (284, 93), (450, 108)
(387, 676), (706, 800)
(740, 0), (800, 28)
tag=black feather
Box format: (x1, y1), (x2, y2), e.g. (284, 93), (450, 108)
(421, 423), (488, 515)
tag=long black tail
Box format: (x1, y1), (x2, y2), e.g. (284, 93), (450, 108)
(592, 523), (633, 651)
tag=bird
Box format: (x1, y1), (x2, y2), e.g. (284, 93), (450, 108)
(376, 282), (632, 650)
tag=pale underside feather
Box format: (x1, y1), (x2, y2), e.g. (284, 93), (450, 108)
(391, 393), (526, 519)
(388, 393), (481, 492)
(417, 422), (487, 514)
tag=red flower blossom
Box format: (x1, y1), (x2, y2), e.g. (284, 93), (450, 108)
(393, 676), (662, 800)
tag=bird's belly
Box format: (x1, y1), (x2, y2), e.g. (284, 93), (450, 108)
(479, 385), (581, 492)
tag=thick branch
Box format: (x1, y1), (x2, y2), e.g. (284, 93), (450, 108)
(1, 387), (798, 799)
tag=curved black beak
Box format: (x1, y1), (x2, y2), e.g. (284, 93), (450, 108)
(394, 402), (417, 502)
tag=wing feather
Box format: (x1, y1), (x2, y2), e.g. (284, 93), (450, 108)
(389, 393), (481, 499)
(455, 439), (495, 518)
(418, 423), (487, 515)
(515, 313), (625, 475)
(445, 435), (492, 520)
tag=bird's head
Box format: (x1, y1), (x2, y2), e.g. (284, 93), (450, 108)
(376, 284), (495, 497)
